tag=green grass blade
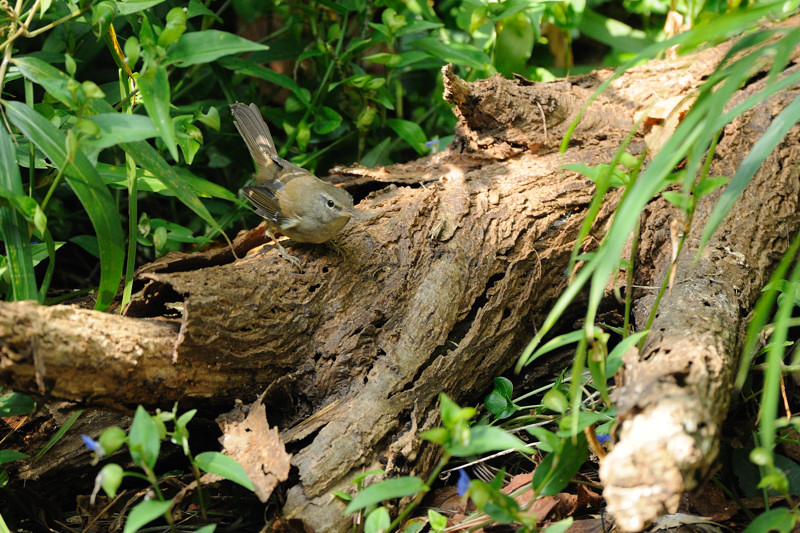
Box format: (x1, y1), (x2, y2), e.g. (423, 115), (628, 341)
(759, 251), (800, 453)
(0, 119), (37, 301)
(737, 230), (800, 388)
(5, 102), (124, 310)
(34, 409), (82, 460)
(701, 91), (800, 251)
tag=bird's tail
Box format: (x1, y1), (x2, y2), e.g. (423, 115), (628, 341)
(231, 103), (280, 181)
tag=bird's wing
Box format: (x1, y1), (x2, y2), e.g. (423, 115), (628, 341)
(242, 184), (287, 225)
(267, 154), (315, 184)
(231, 103), (281, 182)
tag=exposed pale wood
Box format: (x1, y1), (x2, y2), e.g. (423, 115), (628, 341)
(600, 64), (800, 531)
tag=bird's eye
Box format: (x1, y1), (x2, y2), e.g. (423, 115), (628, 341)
(326, 199), (335, 208)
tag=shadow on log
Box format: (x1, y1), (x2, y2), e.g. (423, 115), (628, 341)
(1, 18), (800, 532)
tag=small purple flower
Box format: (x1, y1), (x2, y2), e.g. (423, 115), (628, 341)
(457, 469), (470, 496)
(425, 138), (441, 154)
(81, 434), (101, 452)
(597, 434), (610, 445)
(82, 434), (106, 465)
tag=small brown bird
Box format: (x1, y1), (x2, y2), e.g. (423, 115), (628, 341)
(231, 103), (356, 265)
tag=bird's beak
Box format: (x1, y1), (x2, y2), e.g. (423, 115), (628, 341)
(348, 206), (361, 221)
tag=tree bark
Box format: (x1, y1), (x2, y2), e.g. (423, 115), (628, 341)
(1, 18), (800, 532)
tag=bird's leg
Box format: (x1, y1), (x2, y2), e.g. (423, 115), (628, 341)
(265, 228), (302, 268)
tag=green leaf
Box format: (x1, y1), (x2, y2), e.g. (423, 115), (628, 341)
(116, 0), (168, 15)
(0, 392), (35, 417)
(485, 377), (518, 419)
(364, 506), (391, 533)
(313, 107), (343, 135)
(360, 138), (392, 168)
(694, 176), (729, 198)
(0, 450), (29, 465)
(562, 162), (626, 188)
(194, 451), (254, 491)
(176, 409), (196, 429)
(84, 114), (158, 150)
(544, 517), (574, 533)
(527, 426), (560, 453)
(158, 7), (187, 47)
(123, 499), (173, 533)
(557, 410), (612, 436)
(542, 388), (569, 414)
(402, 519), (426, 533)
(386, 118), (428, 155)
(364, 52), (402, 67)
(99, 426), (127, 455)
(524, 329), (595, 367)
(447, 426), (531, 457)
(331, 490), (352, 502)
(419, 427), (447, 445)
(5, 101), (124, 311)
(494, 12), (534, 77)
(428, 509), (447, 531)
(411, 37), (491, 70)
(533, 433), (588, 496)
(70, 235), (99, 258)
(187, 0), (222, 22)
(196, 106), (220, 130)
(100, 463), (123, 498)
(11, 56), (77, 109)
(0, 118), (37, 301)
(468, 478), (520, 523)
(218, 58), (309, 109)
(138, 62), (179, 162)
(743, 508), (795, 533)
(344, 476), (426, 514)
(166, 30), (269, 67)
(128, 406), (160, 470)
(606, 331), (648, 375)
(438, 393), (475, 428)
(661, 191), (690, 212)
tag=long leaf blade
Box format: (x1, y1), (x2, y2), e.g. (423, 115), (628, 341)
(701, 91), (800, 250)
(0, 122), (37, 301)
(5, 102), (124, 310)
(166, 30), (269, 67)
(119, 140), (230, 237)
(138, 62), (179, 162)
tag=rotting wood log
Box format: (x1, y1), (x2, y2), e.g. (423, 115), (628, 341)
(1, 18), (800, 532)
(600, 63), (800, 530)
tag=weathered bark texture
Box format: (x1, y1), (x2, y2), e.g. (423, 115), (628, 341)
(600, 61), (800, 530)
(1, 18), (800, 532)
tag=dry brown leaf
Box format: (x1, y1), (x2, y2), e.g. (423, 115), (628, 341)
(217, 396), (292, 502)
